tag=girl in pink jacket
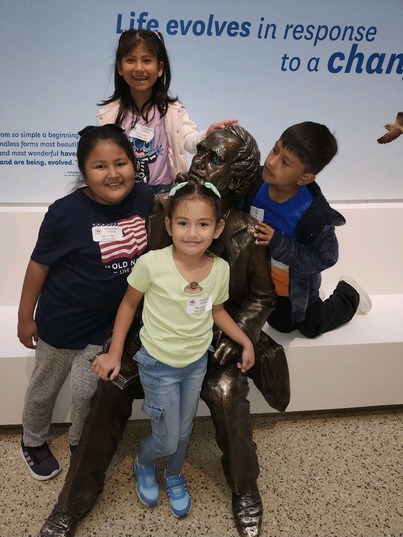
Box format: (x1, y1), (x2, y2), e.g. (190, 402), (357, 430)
(97, 29), (236, 193)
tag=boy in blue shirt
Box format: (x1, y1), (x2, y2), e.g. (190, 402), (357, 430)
(250, 121), (371, 338)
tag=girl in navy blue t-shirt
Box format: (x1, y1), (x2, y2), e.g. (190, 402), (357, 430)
(18, 124), (153, 481)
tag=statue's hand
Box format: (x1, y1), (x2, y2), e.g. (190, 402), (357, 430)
(211, 336), (241, 367)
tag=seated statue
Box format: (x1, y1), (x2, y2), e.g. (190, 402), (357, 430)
(39, 125), (290, 537)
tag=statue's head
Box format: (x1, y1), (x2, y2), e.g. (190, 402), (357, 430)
(188, 125), (260, 198)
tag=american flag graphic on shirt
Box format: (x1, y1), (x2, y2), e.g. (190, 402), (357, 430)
(99, 215), (147, 264)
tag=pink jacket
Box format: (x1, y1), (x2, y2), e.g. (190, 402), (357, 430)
(96, 100), (206, 178)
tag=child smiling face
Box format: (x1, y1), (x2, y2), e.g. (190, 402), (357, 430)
(118, 42), (163, 105)
(83, 140), (135, 205)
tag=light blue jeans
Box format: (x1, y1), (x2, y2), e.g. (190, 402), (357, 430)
(134, 345), (207, 476)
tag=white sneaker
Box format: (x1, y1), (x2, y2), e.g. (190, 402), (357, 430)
(339, 276), (372, 314)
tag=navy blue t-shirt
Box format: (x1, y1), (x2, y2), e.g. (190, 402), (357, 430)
(32, 183), (154, 349)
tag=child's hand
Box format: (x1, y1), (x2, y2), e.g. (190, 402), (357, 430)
(206, 119), (238, 136)
(17, 318), (38, 349)
(237, 343), (255, 373)
(91, 352), (121, 381)
(253, 222), (275, 246)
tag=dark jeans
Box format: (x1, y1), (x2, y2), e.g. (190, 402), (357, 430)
(268, 281), (360, 338)
(49, 332), (290, 518)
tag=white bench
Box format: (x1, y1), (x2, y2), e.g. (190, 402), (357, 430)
(1, 202), (402, 425)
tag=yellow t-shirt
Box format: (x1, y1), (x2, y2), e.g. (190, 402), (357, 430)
(127, 245), (229, 367)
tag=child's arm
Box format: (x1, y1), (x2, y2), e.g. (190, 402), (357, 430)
(254, 221), (339, 273)
(212, 304), (255, 372)
(17, 260), (49, 349)
(92, 286), (144, 381)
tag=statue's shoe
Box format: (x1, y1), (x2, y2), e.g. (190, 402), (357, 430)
(38, 509), (80, 537)
(232, 487), (263, 537)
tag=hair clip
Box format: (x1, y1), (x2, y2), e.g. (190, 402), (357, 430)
(153, 30), (164, 42)
(168, 181), (221, 198)
(169, 182), (188, 196)
(204, 182), (221, 198)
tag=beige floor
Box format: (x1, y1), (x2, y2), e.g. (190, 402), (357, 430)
(1, 408), (402, 537)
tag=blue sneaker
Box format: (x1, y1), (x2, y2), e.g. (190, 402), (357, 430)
(165, 473), (191, 518)
(134, 456), (159, 507)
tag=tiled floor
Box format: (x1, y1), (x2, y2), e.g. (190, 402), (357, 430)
(1, 408), (402, 537)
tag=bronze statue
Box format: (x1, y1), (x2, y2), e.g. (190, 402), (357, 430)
(39, 125), (290, 537)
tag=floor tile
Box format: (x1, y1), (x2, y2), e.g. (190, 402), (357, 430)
(1, 409), (402, 537)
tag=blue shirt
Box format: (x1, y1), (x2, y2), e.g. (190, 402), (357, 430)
(251, 183), (313, 240)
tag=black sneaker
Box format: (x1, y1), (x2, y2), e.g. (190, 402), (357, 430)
(20, 440), (61, 480)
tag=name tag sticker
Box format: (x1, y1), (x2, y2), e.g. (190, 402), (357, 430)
(92, 225), (123, 242)
(250, 206), (265, 222)
(186, 295), (212, 314)
(130, 124), (154, 143)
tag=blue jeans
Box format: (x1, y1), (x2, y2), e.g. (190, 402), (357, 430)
(134, 346), (207, 476)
